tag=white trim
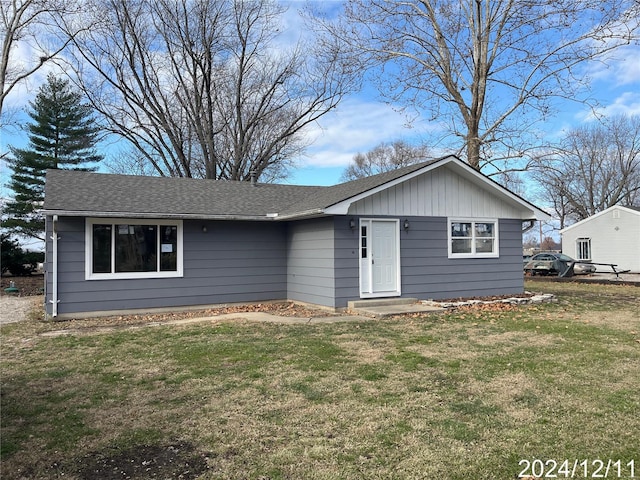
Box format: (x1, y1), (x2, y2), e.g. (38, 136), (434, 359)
(359, 218), (402, 298)
(576, 237), (592, 261)
(560, 205), (640, 233)
(85, 218), (184, 280)
(45, 209), (273, 221)
(50, 215), (59, 317)
(448, 218), (500, 259)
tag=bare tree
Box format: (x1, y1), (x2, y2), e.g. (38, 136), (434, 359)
(341, 139), (431, 181)
(313, 0), (640, 172)
(61, 0), (357, 181)
(532, 114), (640, 226)
(0, 0), (83, 117)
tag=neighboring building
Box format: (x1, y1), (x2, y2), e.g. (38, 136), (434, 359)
(42, 155), (550, 318)
(560, 205), (640, 273)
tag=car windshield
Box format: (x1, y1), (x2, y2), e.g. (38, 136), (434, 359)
(557, 254), (574, 262)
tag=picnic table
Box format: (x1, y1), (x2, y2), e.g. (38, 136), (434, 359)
(560, 261), (630, 278)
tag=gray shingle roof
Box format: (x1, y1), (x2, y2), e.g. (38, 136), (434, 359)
(44, 158), (445, 219)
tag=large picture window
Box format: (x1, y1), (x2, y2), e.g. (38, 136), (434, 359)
(86, 219), (183, 279)
(448, 219), (499, 258)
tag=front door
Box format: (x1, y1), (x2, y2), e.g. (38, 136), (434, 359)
(360, 219), (401, 297)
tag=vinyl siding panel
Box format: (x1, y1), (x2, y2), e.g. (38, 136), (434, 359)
(333, 217), (360, 308)
(46, 217), (288, 317)
(348, 166), (524, 219)
(286, 217), (337, 307)
(398, 217), (524, 300)
(326, 216), (524, 308)
(45, 214), (526, 316)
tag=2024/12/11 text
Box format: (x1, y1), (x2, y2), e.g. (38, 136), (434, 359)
(518, 459), (636, 478)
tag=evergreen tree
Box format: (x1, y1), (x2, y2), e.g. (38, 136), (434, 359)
(3, 74), (103, 240)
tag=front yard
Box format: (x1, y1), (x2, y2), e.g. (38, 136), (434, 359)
(1, 281), (638, 479)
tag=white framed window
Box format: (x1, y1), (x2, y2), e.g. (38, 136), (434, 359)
(576, 238), (591, 261)
(448, 218), (499, 258)
(86, 218), (183, 280)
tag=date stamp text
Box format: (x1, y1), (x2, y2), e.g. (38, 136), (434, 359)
(518, 459), (636, 478)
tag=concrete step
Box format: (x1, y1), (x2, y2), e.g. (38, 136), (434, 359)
(348, 298), (444, 317)
(348, 298), (418, 309)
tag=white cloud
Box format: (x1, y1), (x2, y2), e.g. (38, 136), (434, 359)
(2, 38), (67, 114)
(588, 44), (640, 87)
(595, 91), (640, 117)
(300, 98), (425, 168)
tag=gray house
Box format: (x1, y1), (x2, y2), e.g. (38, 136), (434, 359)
(42, 155), (550, 318)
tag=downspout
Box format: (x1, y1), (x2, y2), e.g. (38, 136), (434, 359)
(522, 219), (536, 233)
(50, 215), (59, 318)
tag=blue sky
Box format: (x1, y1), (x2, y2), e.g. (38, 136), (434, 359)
(2, 0), (640, 192)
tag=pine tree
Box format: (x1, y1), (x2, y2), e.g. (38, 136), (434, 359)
(3, 74), (103, 240)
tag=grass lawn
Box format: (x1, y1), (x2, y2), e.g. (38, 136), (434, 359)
(1, 281), (638, 479)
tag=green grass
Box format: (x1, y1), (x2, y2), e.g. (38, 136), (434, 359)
(1, 280), (639, 479)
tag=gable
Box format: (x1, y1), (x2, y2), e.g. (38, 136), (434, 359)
(560, 205), (640, 234)
(346, 165), (534, 219)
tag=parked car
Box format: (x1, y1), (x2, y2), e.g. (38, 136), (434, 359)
(524, 252), (596, 276)
(573, 262), (597, 275)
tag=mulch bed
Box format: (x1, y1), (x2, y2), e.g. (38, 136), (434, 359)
(4, 275), (548, 329)
(1, 275), (44, 296)
(39, 301), (337, 332)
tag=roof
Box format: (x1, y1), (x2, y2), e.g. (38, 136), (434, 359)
(560, 205), (640, 234)
(43, 155), (550, 221)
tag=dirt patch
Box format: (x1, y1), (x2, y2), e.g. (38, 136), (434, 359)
(1, 275), (44, 296)
(45, 301), (340, 330)
(73, 442), (210, 479)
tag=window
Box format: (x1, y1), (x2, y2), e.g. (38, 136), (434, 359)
(360, 225), (367, 258)
(448, 219), (499, 258)
(576, 238), (591, 261)
(86, 219), (183, 279)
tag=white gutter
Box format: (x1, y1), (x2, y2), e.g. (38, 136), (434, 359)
(40, 209), (329, 222)
(40, 209), (277, 221)
(50, 215), (59, 318)
(271, 209), (326, 221)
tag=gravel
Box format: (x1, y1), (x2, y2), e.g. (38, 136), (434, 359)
(0, 295), (42, 324)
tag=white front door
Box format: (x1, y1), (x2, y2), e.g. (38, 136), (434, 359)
(360, 219), (401, 297)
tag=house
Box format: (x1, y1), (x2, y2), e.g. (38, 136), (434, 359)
(560, 205), (640, 273)
(42, 155), (550, 318)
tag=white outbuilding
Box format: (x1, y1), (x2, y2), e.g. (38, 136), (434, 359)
(560, 205), (640, 273)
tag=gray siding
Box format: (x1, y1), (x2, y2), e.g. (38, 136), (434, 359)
(398, 217), (524, 300)
(45, 215), (525, 316)
(333, 217), (360, 308)
(46, 217), (287, 317)
(327, 216), (524, 308)
(286, 217), (337, 307)
(348, 166), (526, 218)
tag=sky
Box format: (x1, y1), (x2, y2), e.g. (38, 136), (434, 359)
(2, 0), (640, 192)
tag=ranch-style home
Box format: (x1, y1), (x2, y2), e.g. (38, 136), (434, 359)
(42, 155), (550, 318)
